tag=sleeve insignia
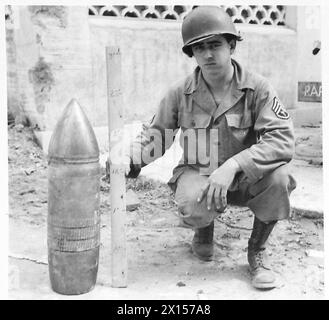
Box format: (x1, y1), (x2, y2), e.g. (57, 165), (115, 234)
(271, 97), (290, 120)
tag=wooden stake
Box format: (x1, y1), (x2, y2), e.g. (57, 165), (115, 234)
(106, 46), (127, 288)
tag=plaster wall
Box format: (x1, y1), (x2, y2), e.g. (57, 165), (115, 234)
(7, 5), (321, 133)
(8, 6), (299, 132)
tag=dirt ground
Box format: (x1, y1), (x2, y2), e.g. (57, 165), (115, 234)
(8, 125), (324, 300)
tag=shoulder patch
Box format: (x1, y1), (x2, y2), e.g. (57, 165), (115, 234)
(271, 97), (290, 120)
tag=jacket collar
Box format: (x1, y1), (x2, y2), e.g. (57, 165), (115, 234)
(182, 59), (256, 117)
(183, 59), (256, 95)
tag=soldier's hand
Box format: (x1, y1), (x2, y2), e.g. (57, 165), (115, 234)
(197, 158), (241, 212)
(122, 155), (132, 176)
(126, 161), (141, 179)
(109, 152), (131, 176)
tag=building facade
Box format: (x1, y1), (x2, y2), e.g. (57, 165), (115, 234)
(6, 5), (322, 145)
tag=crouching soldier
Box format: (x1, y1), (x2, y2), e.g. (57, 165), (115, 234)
(123, 6), (296, 290)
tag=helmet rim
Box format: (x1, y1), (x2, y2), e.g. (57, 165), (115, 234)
(182, 32), (242, 57)
(181, 6), (242, 57)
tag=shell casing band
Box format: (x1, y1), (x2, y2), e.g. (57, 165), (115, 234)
(48, 215), (101, 252)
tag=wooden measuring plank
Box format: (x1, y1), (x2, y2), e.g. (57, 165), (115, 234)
(106, 46), (127, 288)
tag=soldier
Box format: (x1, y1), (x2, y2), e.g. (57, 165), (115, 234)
(123, 6), (296, 290)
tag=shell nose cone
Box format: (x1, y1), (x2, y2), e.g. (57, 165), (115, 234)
(48, 99), (99, 162)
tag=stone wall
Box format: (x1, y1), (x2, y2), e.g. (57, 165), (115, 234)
(294, 6), (322, 126)
(89, 17), (298, 127)
(5, 7), (20, 123)
(6, 5), (321, 133)
(8, 6), (94, 130)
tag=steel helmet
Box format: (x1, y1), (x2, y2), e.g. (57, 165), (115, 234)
(182, 6), (242, 57)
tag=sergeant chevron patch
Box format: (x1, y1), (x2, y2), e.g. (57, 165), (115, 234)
(271, 97), (290, 119)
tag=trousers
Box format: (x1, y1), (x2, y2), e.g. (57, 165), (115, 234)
(172, 164), (297, 229)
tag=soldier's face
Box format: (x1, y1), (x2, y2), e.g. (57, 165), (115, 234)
(191, 35), (233, 76)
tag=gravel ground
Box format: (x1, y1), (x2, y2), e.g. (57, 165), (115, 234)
(8, 125), (324, 300)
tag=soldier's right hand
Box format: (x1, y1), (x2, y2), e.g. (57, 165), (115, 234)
(109, 142), (142, 178)
(108, 151), (131, 176)
(126, 161), (141, 179)
(121, 155), (132, 177)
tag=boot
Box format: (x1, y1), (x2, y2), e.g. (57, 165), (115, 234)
(192, 221), (214, 261)
(248, 217), (277, 289)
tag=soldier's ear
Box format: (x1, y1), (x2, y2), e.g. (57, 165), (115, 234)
(229, 40), (236, 54)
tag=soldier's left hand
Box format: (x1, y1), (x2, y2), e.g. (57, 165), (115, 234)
(197, 158), (241, 212)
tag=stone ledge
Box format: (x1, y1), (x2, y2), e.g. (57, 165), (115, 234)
(291, 206), (323, 220)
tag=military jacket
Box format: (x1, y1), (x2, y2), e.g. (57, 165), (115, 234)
(130, 59), (295, 185)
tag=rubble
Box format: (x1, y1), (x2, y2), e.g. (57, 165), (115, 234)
(7, 125), (324, 299)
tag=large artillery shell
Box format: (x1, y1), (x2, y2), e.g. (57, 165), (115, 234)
(47, 99), (100, 295)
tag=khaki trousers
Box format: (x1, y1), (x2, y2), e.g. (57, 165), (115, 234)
(173, 164), (297, 229)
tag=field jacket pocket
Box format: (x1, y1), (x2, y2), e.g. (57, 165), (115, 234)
(225, 113), (253, 146)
